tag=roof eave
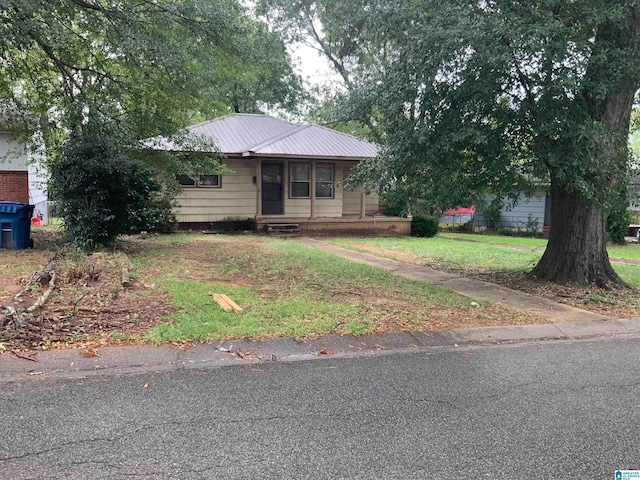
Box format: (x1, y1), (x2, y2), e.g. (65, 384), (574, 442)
(241, 152), (374, 162)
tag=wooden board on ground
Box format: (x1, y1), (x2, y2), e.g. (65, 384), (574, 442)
(212, 294), (243, 314)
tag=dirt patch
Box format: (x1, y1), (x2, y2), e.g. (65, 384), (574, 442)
(352, 243), (424, 265)
(1, 231), (174, 351)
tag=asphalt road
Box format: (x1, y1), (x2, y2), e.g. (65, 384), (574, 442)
(2, 337), (639, 479)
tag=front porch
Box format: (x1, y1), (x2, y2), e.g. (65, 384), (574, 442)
(256, 215), (411, 236)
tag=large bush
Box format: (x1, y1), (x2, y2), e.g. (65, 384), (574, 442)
(411, 214), (439, 237)
(50, 133), (162, 249)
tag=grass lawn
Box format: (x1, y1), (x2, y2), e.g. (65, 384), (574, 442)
(440, 232), (640, 262)
(132, 235), (538, 343)
(331, 234), (640, 317)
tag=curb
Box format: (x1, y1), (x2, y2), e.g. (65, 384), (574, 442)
(2, 318), (640, 382)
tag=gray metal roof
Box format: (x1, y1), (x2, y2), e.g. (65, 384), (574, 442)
(156, 113), (378, 159)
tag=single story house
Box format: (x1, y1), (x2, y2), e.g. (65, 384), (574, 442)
(158, 114), (410, 235)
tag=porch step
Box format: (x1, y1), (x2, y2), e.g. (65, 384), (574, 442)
(266, 223), (300, 236)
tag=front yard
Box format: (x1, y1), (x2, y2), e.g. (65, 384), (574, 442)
(331, 233), (640, 318)
(0, 230), (543, 352)
(2, 229), (638, 352)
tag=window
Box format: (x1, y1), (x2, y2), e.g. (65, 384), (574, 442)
(290, 164), (311, 198)
(175, 174), (196, 186)
(176, 174), (221, 188)
(199, 174), (221, 187)
(289, 163), (334, 199)
(316, 164), (334, 198)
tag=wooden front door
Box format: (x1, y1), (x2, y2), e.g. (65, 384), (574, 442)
(261, 163), (284, 215)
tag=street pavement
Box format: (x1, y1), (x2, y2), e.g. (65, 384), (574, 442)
(2, 237), (639, 478)
(1, 336), (639, 478)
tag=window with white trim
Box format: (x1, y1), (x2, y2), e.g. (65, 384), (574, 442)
(315, 164), (334, 198)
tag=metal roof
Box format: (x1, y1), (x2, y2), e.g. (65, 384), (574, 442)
(155, 114), (378, 159)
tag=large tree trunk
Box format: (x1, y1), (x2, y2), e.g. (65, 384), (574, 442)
(530, 5), (639, 289)
(530, 180), (627, 288)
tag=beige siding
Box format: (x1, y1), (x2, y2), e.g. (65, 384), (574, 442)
(175, 158), (257, 222)
(342, 164), (379, 216)
(175, 158), (379, 222)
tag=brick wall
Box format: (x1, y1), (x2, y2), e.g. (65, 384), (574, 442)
(0, 170), (29, 203)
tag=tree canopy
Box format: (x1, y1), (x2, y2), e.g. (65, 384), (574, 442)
(261, 0), (640, 287)
(0, 0), (302, 246)
(0, 0), (302, 137)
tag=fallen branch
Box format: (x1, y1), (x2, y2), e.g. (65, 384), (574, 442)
(26, 270), (56, 313)
(11, 350), (38, 362)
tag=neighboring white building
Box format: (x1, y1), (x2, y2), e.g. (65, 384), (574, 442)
(0, 130), (48, 225)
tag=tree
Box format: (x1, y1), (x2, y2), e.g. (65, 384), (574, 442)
(0, 0), (302, 136)
(198, 22), (304, 116)
(256, 0), (389, 141)
(321, 0), (639, 287)
(0, 0), (302, 246)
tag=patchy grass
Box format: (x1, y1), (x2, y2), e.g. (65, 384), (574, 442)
(2, 231), (557, 351)
(440, 232), (548, 248)
(332, 236), (542, 272)
(331, 235), (640, 318)
(141, 235), (539, 343)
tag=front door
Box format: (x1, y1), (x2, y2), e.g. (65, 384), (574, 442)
(261, 163), (284, 215)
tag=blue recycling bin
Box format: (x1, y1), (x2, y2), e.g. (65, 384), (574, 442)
(0, 202), (35, 250)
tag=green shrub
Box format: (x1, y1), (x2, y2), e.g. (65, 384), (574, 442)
(50, 132), (162, 250)
(150, 194), (179, 233)
(411, 214), (439, 237)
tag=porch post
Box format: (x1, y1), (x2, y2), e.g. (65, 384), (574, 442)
(256, 159), (262, 217)
(310, 160), (316, 219)
(360, 188), (366, 219)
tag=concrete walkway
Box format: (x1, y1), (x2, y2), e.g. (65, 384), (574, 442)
(298, 237), (606, 323)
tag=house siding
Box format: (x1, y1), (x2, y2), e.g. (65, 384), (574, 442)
(474, 193), (548, 231)
(174, 158), (257, 222)
(174, 159), (380, 223)
(342, 164), (379, 216)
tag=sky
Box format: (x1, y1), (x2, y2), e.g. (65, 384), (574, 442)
(289, 42), (343, 91)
